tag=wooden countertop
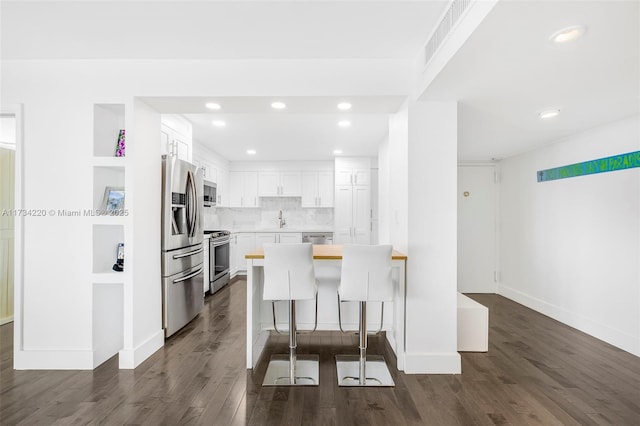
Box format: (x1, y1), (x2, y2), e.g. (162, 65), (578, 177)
(245, 244), (407, 260)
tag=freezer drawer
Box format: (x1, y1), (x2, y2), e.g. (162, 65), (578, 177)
(162, 243), (204, 278)
(162, 263), (204, 338)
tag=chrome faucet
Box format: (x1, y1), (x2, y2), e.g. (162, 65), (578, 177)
(278, 210), (286, 228)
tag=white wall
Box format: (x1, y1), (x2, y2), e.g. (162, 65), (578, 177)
(388, 102), (409, 253)
(499, 115), (640, 356)
(1, 58), (414, 369)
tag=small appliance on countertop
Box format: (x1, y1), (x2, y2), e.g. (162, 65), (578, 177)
(204, 230), (231, 293)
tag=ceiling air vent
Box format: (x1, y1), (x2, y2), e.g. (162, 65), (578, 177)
(425, 0), (472, 66)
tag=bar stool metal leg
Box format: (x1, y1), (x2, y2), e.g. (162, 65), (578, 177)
(336, 301), (395, 387)
(263, 300), (319, 386)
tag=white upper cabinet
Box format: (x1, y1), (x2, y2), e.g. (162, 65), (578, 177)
(216, 167), (228, 206)
(258, 171), (301, 197)
(160, 115), (192, 162)
(301, 171), (333, 207)
(229, 171), (259, 207)
(335, 157), (370, 187)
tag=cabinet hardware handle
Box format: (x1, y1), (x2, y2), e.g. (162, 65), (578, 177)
(173, 247), (204, 259)
(173, 267), (204, 284)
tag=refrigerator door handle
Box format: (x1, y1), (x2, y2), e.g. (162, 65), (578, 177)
(173, 247), (204, 259)
(186, 170), (197, 238)
(173, 267), (204, 284)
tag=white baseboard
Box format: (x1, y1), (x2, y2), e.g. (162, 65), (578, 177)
(403, 352), (461, 374)
(14, 349), (94, 370)
(499, 285), (640, 357)
(118, 329), (164, 369)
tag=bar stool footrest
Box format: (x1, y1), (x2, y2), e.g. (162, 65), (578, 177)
(263, 354), (319, 386)
(335, 355), (395, 387)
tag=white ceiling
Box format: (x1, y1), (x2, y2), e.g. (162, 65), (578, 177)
(142, 96), (406, 161)
(2, 1), (637, 163)
(421, 0), (640, 161)
(1, 0), (447, 60)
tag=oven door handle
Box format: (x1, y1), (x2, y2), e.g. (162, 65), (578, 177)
(211, 239), (230, 247)
(173, 247), (204, 259)
(173, 267), (204, 284)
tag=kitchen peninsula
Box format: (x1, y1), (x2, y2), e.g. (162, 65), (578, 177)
(244, 245), (408, 370)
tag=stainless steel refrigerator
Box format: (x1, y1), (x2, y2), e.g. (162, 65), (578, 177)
(161, 155), (204, 338)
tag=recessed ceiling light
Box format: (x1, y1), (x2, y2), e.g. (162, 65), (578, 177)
(246, 149), (256, 155)
(338, 120), (351, 128)
(205, 102), (221, 110)
(333, 149), (343, 155)
(212, 120), (226, 127)
(539, 109), (560, 119)
(337, 102), (352, 111)
(271, 102), (286, 110)
(550, 25), (587, 43)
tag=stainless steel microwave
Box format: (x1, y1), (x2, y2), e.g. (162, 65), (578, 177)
(203, 180), (216, 207)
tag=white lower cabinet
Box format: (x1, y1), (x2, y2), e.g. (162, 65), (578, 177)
(255, 232), (302, 247)
(278, 233), (302, 244)
(232, 232), (304, 276)
(230, 233), (256, 276)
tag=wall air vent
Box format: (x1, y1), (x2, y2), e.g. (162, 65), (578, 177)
(424, 0), (472, 66)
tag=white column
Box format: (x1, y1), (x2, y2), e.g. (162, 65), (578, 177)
(389, 100), (460, 374)
(119, 99), (164, 368)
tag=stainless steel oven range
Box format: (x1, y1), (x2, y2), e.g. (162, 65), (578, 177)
(206, 230), (231, 293)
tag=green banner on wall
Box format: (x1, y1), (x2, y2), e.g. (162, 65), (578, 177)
(537, 150), (640, 182)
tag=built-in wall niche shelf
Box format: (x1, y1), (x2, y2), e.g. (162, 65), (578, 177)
(94, 104), (125, 158)
(92, 224), (124, 274)
(93, 156), (126, 168)
(93, 166), (125, 211)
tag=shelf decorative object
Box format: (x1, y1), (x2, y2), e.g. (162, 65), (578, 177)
(114, 129), (125, 157)
(102, 186), (125, 211)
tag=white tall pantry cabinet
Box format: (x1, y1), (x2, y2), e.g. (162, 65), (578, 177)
(334, 158), (371, 244)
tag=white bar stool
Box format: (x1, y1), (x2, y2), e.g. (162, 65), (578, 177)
(336, 244), (395, 387)
(262, 243), (319, 386)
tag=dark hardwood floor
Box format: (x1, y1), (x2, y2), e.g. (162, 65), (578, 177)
(1, 280), (639, 425)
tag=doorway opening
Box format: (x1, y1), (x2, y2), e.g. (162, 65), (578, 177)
(0, 112), (17, 324)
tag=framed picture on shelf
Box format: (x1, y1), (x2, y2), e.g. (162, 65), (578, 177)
(102, 186), (125, 211)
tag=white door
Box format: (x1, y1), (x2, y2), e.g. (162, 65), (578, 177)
(458, 165), (497, 293)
